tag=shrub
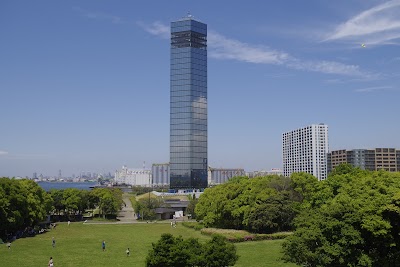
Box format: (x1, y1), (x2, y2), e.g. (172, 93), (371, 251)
(200, 228), (292, 243)
(146, 233), (238, 267)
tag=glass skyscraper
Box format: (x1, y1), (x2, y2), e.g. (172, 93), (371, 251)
(170, 16), (207, 189)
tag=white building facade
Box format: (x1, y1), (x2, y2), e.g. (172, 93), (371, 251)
(283, 124), (329, 180)
(208, 167), (245, 185)
(114, 166), (152, 186)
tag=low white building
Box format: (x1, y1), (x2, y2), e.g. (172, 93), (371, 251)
(208, 167), (245, 185)
(114, 165), (151, 186)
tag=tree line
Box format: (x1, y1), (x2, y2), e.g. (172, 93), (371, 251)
(195, 174), (299, 233)
(50, 187), (123, 219)
(194, 164), (400, 266)
(282, 165), (400, 266)
(0, 178), (53, 240)
(0, 178), (123, 241)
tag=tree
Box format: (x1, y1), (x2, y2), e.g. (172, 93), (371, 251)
(186, 194), (198, 219)
(62, 188), (81, 219)
(0, 178), (52, 240)
(133, 197), (163, 220)
(89, 188), (123, 219)
(195, 175), (299, 233)
(0, 178), (27, 236)
(247, 191), (297, 233)
(49, 189), (65, 215)
(202, 235), (239, 267)
(19, 179), (53, 226)
(145, 233), (238, 267)
(282, 169), (400, 267)
(146, 233), (189, 267)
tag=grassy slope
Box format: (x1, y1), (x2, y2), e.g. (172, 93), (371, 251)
(1, 223), (298, 267)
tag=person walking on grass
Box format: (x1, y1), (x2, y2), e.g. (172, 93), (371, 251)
(48, 257), (54, 267)
(6, 242), (11, 250)
(102, 240), (106, 251)
(52, 237), (56, 248)
(126, 248), (130, 256)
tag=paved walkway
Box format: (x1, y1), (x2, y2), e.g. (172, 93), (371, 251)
(116, 194), (136, 223)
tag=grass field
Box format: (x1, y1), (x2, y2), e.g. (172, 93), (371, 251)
(1, 222), (298, 267)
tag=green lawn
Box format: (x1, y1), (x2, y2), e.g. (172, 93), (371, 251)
(1, 222), (298, 267)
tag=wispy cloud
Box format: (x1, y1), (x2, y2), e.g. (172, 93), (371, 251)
(0, 150), (8, 156)
(74, 7), (124, 24)
(288, 59), (367, 76)
(324, 0), (400, 45)
(355, 86), (393, 93)
(264, 73), (296, 79)
(208, 31), (290, 65)
(137, 21), (170, 39)
(139, 22), (374, 78)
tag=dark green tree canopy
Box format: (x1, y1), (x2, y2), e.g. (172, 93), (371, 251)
(195, 175), (300, 233)
(282, 167), (400, 267)
(0, 178), (53, 240)
(145, 233), (238, 267)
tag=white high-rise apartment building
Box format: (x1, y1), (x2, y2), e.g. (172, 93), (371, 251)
(282, 124), (329, 180)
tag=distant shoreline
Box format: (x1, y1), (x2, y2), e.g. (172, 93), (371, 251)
(38, 181), (97, 191)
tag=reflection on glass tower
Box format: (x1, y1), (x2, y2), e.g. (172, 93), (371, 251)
(170, 15), (207, 189)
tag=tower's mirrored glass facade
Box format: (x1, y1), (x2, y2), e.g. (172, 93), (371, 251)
(170, 17), (207, 189)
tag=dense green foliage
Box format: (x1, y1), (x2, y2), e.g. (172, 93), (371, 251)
(49, 187), (123, 219)
(0, 178), (53, 240)
(145, 233), (238, 267)
(195, 175), (299, 233)
(282, 165), (400, 267)
(186, 193), (199, 219)
(90, 188), (123, 218)
(0, 178), (123, 241)
(132, 196), (164, 220)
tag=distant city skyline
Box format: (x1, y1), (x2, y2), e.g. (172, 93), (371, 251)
(1, 1), (400, 177)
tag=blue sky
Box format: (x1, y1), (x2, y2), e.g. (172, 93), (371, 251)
(1, 0), (400, 177)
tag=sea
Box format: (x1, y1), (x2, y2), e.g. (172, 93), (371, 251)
(38, 181), (97, 191)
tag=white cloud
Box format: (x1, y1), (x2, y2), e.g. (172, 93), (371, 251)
(0, 151), (8, 155)
(140, 22), (373, 78)
(324, 0), (400, 45)
(288, 59), (365, 76)
(355, 86), (393, 92)
(264, 73), (295, 79)
(208, 31), (290, 65)
(137, 21), (170, 39)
